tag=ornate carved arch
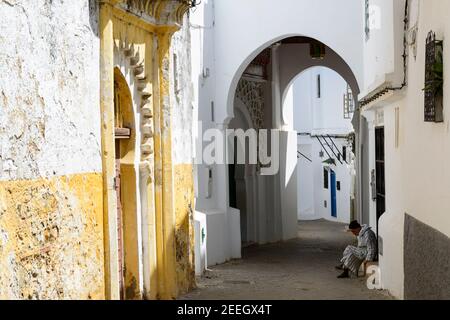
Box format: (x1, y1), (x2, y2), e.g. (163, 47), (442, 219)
(235, 79), (265, 131)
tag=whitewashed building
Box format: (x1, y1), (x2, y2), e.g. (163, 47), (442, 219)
(357, 0), (450, 299)
(190, 0), (364, 270)
(191, 0), (449, 301)
(290, 67), (355, 224)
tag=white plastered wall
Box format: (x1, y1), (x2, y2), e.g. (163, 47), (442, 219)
(292, 67), (354, 224)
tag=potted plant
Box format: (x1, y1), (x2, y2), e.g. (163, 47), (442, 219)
(424, 32), (444, 122)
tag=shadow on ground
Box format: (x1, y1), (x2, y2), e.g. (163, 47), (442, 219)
(180, 219), (392, 300)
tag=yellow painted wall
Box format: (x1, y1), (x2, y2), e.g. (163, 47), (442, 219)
(174, 164), (196, 294)
(0, 173), (105, 300)
(120, 164), (140, 300)
(0, 1), (194, 301)
(100, 1), (196, 299)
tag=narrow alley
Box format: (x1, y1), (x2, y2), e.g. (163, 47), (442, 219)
(1, 0), (449, 303)
(181, 220), (391, 300)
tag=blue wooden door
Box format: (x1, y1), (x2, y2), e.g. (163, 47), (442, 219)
(330, 170), (337, 218)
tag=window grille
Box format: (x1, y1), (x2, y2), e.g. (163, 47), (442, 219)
(424, 31), (444, 122)
(343, 84), (354, 119)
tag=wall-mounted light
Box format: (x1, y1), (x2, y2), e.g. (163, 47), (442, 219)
(310, 41), (326, 60)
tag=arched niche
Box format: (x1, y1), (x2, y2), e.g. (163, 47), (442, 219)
(113, 67), (140, 300)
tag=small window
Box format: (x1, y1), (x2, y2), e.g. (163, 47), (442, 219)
(343, 84), (354, 119)
(424, 31), (444, 122)
(323, 168), (329, 189)
(317, 74), (321, 98)
(342, 146), (347, 162)
(337, 181), (341, 191)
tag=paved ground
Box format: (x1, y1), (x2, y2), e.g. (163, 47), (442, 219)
(180, 219), (392, 300)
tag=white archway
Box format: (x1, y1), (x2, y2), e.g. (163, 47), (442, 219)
(211, 0), (364, 125)
(226, 37), (361, 128)
(192, 0), (365, 268)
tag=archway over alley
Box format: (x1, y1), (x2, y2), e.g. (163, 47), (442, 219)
(192, 2), (373, 285)
(225, 36), (360, 253)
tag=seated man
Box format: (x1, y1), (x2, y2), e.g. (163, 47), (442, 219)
(336, 220), (377, 279)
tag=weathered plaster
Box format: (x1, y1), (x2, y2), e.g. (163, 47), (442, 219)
(0, 0), (195, 300)
(0, 173), (104, 300)
(171, 16), (195, 165)
(0, 0), (101, 181)
(174, 164), (195, 295)
(0, 0), (106, 300)
(154, 29), (178, 299)
(99, 1), (119, 299)
(100, 2), (195, 299)
(170, 16), (196, 295)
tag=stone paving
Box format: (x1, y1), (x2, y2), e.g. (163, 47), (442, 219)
(180, 219), (392, 300)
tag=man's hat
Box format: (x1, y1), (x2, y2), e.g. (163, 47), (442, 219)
(347, 220), (361, 231)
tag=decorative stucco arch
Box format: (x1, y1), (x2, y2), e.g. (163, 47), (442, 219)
(112, 67), (141, 299)
(100, 0), (195, 300)
(231, 99), (253, 131)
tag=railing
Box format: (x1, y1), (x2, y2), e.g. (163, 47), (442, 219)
(297, 133), (350, 166)
(297, 151), (312, 163)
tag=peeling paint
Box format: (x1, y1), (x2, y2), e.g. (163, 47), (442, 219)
(0, 0), (101, 181)
(174, 164), (196, 294)
(0, 0), (196, 300)
(170, 15), (196, 296)
(170, 16), (194, 166)
(0, 173), (105, 300)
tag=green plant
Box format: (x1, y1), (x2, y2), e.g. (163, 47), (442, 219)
(424, 45), (444, 95)
(322, 158), (336, 166)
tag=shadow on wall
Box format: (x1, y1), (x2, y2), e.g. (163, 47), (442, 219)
(404, 214), (450, 300)
(89, 0), (99, 38)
